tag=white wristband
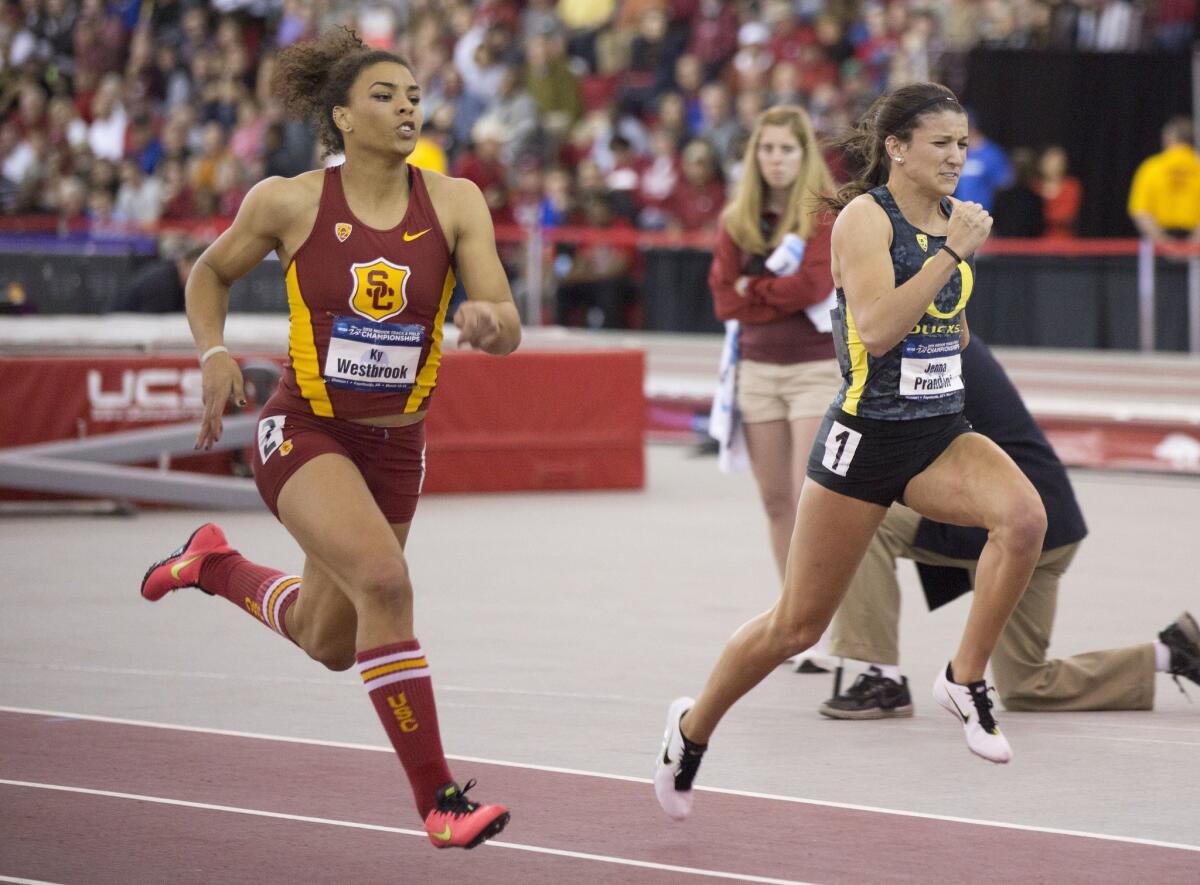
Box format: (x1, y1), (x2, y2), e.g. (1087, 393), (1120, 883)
(199, 345), (230, 366)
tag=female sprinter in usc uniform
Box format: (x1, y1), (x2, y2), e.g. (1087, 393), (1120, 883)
(139, 28), (519, 850)
(654, 83), (1048, 820)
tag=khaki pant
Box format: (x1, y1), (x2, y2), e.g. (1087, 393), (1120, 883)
(830, 504), (1156, 711)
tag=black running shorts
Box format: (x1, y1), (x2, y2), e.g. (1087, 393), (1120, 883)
(805, 406), (972, 507)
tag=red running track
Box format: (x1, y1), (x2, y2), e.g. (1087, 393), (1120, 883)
(1, 710), (1197, 885)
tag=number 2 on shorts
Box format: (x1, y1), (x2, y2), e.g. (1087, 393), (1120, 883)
(821, 420), (862, 477)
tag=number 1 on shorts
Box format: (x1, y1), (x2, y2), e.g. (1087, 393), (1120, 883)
(821, 420), (861, 477)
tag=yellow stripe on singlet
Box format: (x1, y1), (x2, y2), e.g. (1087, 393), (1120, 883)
(841, 305), (870, 417)
(285, 263), (334, 417)
(404, 268), (457, 414)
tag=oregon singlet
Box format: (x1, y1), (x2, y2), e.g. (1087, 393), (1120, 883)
(829, 185), (974, 421)
(274, 164), (455, 420)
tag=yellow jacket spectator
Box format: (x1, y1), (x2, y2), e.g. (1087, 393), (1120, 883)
(406, 136), (448, 174)
(1128, 116), (1200, 241)
(558, 0), (615, 30)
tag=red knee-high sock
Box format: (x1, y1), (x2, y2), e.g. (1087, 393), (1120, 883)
(356, 640), (454, 819)
(198, 553), (300, 643)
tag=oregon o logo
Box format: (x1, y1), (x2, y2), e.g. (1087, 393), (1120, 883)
(921, 254), (973, 320)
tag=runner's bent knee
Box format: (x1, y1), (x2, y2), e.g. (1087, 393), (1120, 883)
(995, 492), (1047, 553)
(348, 555), (414, 612)
(767, 611), (825, 659)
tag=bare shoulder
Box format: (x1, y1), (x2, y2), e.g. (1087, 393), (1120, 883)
(251, 170), (323, 213)
(238, 170), (323, 229)
(832, 193), (889, 240)
(422, 168), (484, 207)
(420, 168), (489, 248)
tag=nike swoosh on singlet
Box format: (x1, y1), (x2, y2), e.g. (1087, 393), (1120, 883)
(403, 228), (431, 242)
(170, 556), (201, 580)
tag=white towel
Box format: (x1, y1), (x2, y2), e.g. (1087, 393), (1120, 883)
(708, 320), (750, 473)
(805, 288), (838, 333)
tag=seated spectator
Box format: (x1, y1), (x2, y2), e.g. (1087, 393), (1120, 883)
(636, 127), (680, 228)
(114, 157), (163, 225)
(694, 82), (741, 166)
(452, 118), (512, 224)
(524, 29), (582, 140)
(228, 97), (267, 167)
(731, 21), (774, 92)
(672, 54), (704, 133)
(663, 138), (726, 233)
(86, 73), (127, 162)
(554, 192), (638, 328)
(541, 165), (575, 227)
(605, 134), (644, 221)
(126, 113), (164, 175)
(992, 147), (1045, 237)
(158, 158), (196, 221)
(188, 121), (234, 205)
(1036, 145), (1082, 238)
(55, 176), (88, 234)
(686, 0), (738, 80)
(87, 185), (123, 236)
(477, 64), (540, 164)
(114, 243), (206, 313)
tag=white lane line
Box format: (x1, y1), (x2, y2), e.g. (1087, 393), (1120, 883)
(0, 877), (67, 885)
(3, 705), (1198, 854)
(0, 779), (810, 885)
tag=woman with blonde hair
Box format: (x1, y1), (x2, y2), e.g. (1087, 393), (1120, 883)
(659, 84), (1045, 821)
(706, 105), (842, 669)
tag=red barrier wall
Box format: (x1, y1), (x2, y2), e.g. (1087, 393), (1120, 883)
(0, 349), (646, 498)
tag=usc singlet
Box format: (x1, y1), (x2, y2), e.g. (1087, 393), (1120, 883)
(830, 185), (975, 421)
(274, 164), (455, 420)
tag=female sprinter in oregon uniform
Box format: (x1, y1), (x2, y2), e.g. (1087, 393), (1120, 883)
(140, 28), (519, 850)
(654, 83), (1048, 820)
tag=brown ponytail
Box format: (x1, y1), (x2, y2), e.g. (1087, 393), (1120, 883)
(822, 82), (962, 213)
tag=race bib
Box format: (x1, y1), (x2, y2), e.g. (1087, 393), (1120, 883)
(899, 338), (963, 398)
(257, 414), (287, 464)
(323, 318), (424, 392)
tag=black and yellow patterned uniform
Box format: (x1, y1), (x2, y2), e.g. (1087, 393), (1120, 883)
(805, 186), (976, 506)
(831, 186), (974, 420)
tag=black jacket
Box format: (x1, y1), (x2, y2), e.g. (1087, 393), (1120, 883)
(912, 336), (1087, 608)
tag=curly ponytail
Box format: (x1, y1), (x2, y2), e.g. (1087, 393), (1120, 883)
(270, 27), (412, 159)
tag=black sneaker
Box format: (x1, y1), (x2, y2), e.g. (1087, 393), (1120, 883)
(1159, 611), (1200, 695)
(818, 667), (914, 719)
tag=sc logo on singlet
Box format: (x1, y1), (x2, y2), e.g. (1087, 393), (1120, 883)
(348, 259), (411, 323)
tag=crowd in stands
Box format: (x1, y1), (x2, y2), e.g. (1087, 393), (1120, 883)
(0, 0), (1194, 321)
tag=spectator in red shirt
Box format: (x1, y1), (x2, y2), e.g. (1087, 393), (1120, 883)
(664, 138), (725, 232)
(451, 117), (511, 222)
(680, 0), (737, 77)
(707, 105), (841, 618)
(555, 191), (639, 328)
(1036, 145), (1082, 239)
